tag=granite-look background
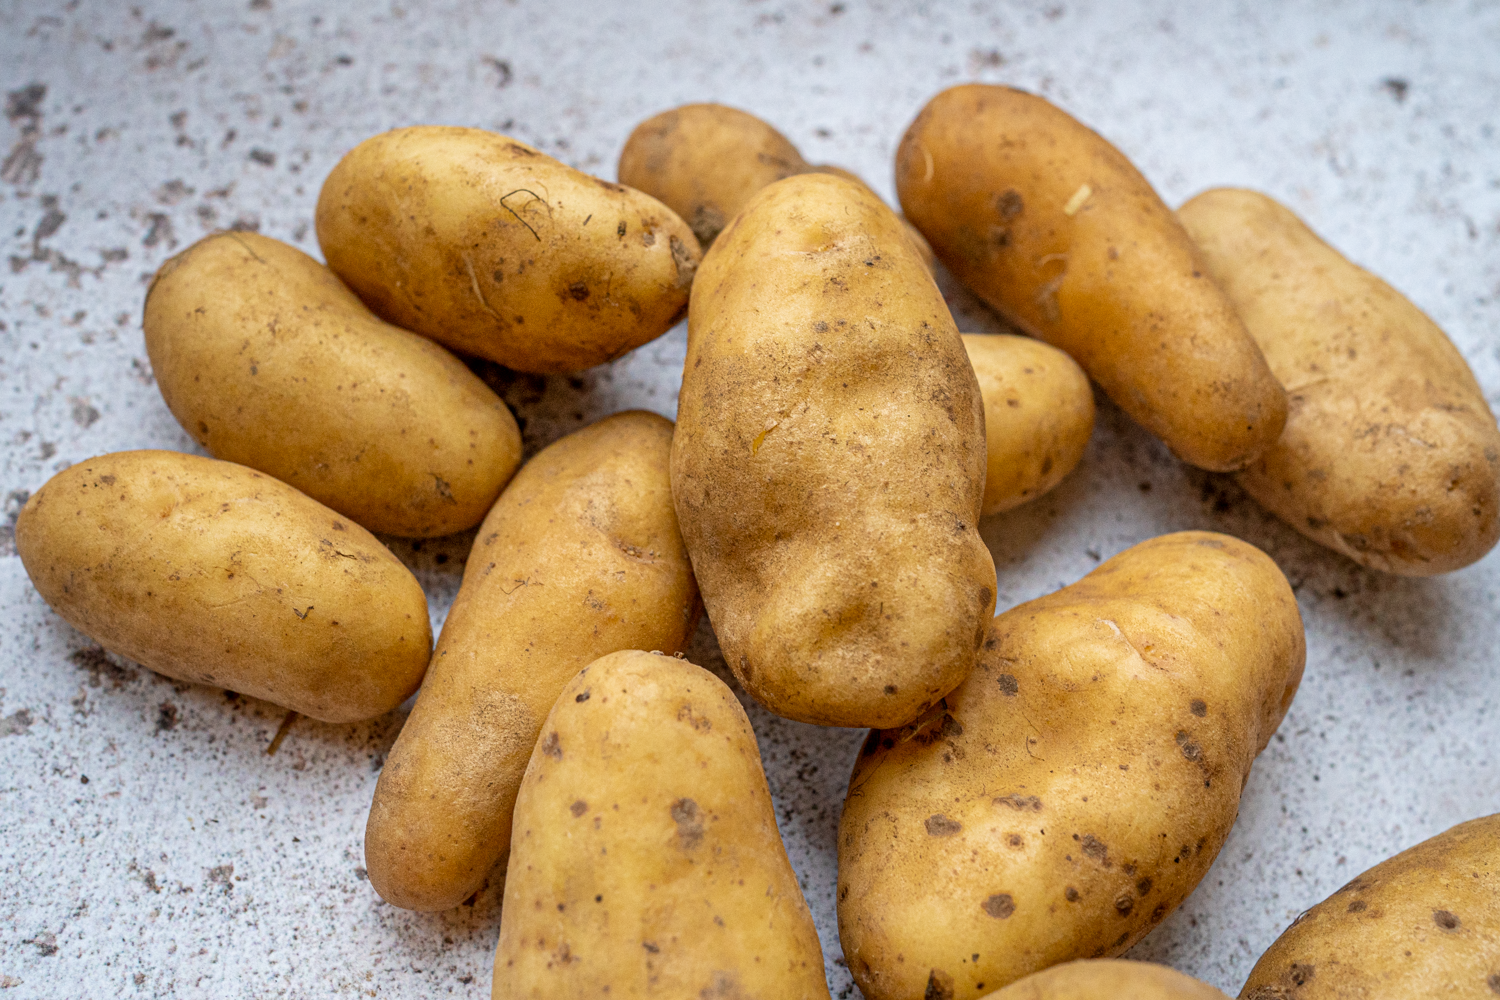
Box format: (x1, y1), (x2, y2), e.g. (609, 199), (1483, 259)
(1, 0), (1497, 996)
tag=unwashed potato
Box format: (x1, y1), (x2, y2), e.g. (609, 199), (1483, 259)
(144, 231), (522, 538)
(985, 959), (1231, 1000)
(317, 126), (700, 374)
(964, 333), (1094, 515)
(1178, 188), (1500, 575)
(15, 451), (431, 723)
(1240, 813), (1499, 1000)
(365, 411), (699, 912)
(839, 532), (1305, 1000)
(895, 85), (1286, 472)
(617, 102), (936, 269)
(492, 649), (830, 1000)
(672, 172), (996, 730)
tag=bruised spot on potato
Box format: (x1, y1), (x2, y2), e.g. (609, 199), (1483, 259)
(997, 673), (1019, 696)
(671, 798), (704, 849)
(1006, 833), (1024, 848)
(1287, 963), (1315, 987)
(1136, 877), (1153, 896)
(925, 814), (962, 837)
(997, 189), (1024, 219)
(1114, 893), (1134, 917)
(1175, 730), (1204, 762)
(1151, 902), (1168, 922)
(575, 689), (590, 703)
(1190, 699), (1207, 717)
(924, 968), (955, 1000)
(541, 732), (562, 759)
(994, 793), (1042, 812)
(567, 282), (590, 301)
(1434, 909), (1461, 930)
(1487, 973), (1500, 995)
(1347, 899), (1367, 913)
(982, 893), (1015, 919)
(569, 800), (587, 817)
(1079, 833), (1110, 867)
(1065, 886), (1080, 902)
(940, 714), (964, 738)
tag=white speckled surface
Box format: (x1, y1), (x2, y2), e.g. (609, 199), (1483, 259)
(2, 1), (1498, 996)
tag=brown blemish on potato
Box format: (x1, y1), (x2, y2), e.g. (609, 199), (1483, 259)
(996, 190), (1024, 219)
(1434, 909), (1461, 930)
(924, 968), (955, 1000)
(982, 893), (1015, 918)
(1190, 699), (1207, 717)
(670, 797), (704, 849)
(1114, 892), (1134, 917)
(924, 814), (962, 837)
(1486, 972), (1500, 994)
(997, 673), (1019, 695)
(994, 793), (1042, 811)
(542, 731), (562, 759)
(1006, 833), (1024, 849)
(1347, 899), (1367, 913)
(1136, 876), (1153, 896)
(574, 689), (590, 703)
(1064, 886), (1080, 902)
(1175, 730), (1204, 762)
(569, 800), (587, 817)
(1078, 833), (1110, 867)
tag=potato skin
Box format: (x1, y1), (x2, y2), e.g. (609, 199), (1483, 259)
(15, 451), (431, 723)
(838, 532), (1305, 1000)
(316, 126), (699, 374)
(896, 85), (1286, 472)
(617, 103), (806, 247)
(492, 650), (830, 1000)
(984, 959), (1231, 1000)
(1239, 814), (1500, 1000)
(964, 333), (1094, 515)
(364, 411), (699, 912)
(144, 231), (522, 538)
(1178, 188), (1500, 575)
(672, 172), (996, 729)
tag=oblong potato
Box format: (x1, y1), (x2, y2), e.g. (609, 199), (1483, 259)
(964, 333), (1094, 515)
(144, 231), (522, 538)
(365, 411), (699, 912)
(617, 103), (936, 269)
(838, 532), (1305, 1000)
(317, 126), (700, 374)
(16, 451), (431, 723)
(1178, 188), (1500, 575)
(672, 172), (996, 729)
(896, 85), (1286, 472)
(985, 959), (1231, 1000)
(492, 650), (830, 1000)
(1240, 813), (1500, 999)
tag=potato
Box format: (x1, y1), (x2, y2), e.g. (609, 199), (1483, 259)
(1239, 813), (1499, 1000)
(672, 172), (996, 729)
(364, 411), (699, 912)
(964, 333), (1094, 515)
(492, 649), (830, 1000)
(984, 959), (1230, 1000)
(144, 231), (522, 538)
(316, 126), (700, 374)
(895, 85), (1287, 472)
(15, 451), (431, 723)
(838, 532), (1305, 1000)
(617, 102), (936, 269)
(1178, 188), (1500, 575)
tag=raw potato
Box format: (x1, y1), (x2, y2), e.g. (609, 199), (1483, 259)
(964, 333), (1094, 515)
(1239, 813), (1500, 1000)
(316, 126), (700, 374)
(15, 451), (431, 723)
(492, 649), (830, 1000)
(984, 959), (1231, 1000)
(895, 84), (1287, 472)
(365, 412), (699, 912)
(672, 172), (996, 729)
(1178, 188), (1500, 575)
(839, 532), (1305, 1000)
(617, 102), (936, 269)
(144, 231), (522, 538)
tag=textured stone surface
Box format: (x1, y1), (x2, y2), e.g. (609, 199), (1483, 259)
(1, 1), (1497, 996)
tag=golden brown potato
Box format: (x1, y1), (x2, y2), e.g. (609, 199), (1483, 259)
(839, 532), (1305, 1000)
(964, 333), (1094, 514)
(617, 103), (805, 247)
(895, 85), (1286, 472)
(1178, 188), (1500, 575)
(364, 411), (699, 912)
(617, 103), (936, 269)
(1239, 813), (1500, 1000)
(672, 172), (995, 729)
(985, 959), (1231, 1000)
(144, 231), (522, 538)
(317, 126), (699, 374)
(492, 649), (830, 1000)
(16, 451), (430, 723)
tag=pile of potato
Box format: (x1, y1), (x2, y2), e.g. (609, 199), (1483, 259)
(15, 84), (1500, 999)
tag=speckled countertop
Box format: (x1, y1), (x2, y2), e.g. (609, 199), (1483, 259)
(1, 1), (1497, 996)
